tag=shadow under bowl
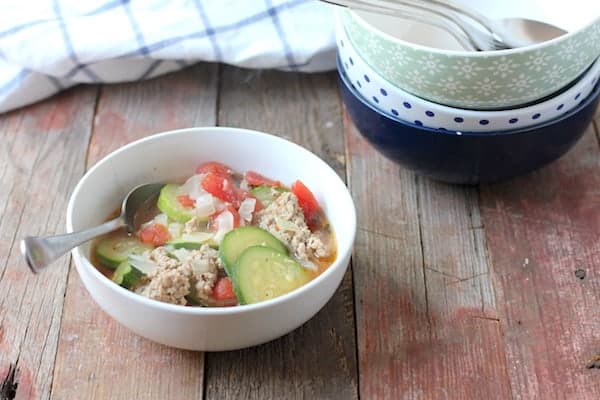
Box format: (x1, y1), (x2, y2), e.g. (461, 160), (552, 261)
(338, 57), (600, 184)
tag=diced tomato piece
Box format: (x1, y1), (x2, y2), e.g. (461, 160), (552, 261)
(210, 205), (240, 230)
(291, 180), (325, 231)
(195, 161), (233, 177)
(202, 172), (238, 205)
(177, 194), (195, 208)
(213, 277), (237, 301)
(138, 223), (171, 246)
(245, 170), (281, 187)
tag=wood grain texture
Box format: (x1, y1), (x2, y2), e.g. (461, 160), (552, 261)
(50, 64), (219, 400)
(480, 123), (600, 399)
(203, 67), (358, 400)
(344, 106), (513, 398)
(0, 87), (98, 400)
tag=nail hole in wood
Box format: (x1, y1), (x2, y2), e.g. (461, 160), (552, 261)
(586, 353), (600, 369)
(0, 363), (18, 400)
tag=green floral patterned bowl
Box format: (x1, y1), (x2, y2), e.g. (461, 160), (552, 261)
(341, 5), (600, 110)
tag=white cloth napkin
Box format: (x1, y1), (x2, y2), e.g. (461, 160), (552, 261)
(0, 0), (336, 113)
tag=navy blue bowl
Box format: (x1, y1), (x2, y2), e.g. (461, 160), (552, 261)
(338, 57), (600, 184)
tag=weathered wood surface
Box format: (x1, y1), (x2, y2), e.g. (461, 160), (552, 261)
(0, 87), (98, 400)
(0, 63), (598, 400)
(345, 109), (512, 399)
(50, 64), (219, 400)
(479, 124), (600, 399)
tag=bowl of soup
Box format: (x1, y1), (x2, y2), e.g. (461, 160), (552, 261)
(66, 127), (356, 351)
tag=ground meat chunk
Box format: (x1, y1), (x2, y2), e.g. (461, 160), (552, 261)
(195, 272), (218, 303)
(149, 247), (179, 270)
(143, 248), (192, 305)
(256, 192), (330, 263)
(184, 244), (221, 303)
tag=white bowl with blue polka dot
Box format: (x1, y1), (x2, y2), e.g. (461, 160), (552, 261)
(336, 20), (600, 133)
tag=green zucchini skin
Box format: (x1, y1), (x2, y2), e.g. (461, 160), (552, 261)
(231, 245), (310, 304)
(112, 261), (144, 289)
(249, 185), (288, 207)
(156, 184), (198, 223)
(219, 226), (288, 276)
(96, 235), (151, 270)
(167, 232), (217, 249)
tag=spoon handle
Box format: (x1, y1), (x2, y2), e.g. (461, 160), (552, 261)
(21, 217), (125, 273)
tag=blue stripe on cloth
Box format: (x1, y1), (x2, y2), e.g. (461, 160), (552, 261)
(264, 0), (297, 70)
(192, 0), (223, 62)
(53, 0), (101, 81)
(123, 1), (149, 55)
(0, 0), (124, 39)
(47, 75), (64, 90)
(0, 19), (52, 39)
(139, 60), (163, 79)
(85, 0), (128, 16)
(0, 70), (30, 97)
(119, 0), (308, 58)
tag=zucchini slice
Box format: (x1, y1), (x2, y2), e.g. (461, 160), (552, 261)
(96, 234), (152, 270)
(231, 246), (310, 304)
(156, 184), (197, 223)
(112, 261), (144, 289)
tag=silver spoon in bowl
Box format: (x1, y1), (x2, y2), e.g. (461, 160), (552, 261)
(418, 0), (567, 49)
(322, 0), (567, 50)
(21, 182), (165, 273)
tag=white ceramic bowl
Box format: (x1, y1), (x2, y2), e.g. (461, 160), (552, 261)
(337, 18), (600, 133)
(66, 127), (356, 351)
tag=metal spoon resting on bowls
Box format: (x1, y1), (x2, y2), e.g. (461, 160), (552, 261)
(21, 183), (165, 274)
(322, 0), (566, 51)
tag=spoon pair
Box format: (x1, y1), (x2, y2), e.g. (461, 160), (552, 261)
(21, 183), (164, 273)
(323, 0), (566, 51)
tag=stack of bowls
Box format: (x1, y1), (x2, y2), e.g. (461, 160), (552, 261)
(336, 1), (600, 184)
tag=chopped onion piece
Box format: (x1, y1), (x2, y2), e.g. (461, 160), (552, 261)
(213, 211), (234, 243)
(194, 193), (216, 217)
(179, 174), (207, 200)
(189, 257), (212, 275)
(170, 248), (192, 263)
(240, 179), (250, 191)
(299, 258), (318, 271)
(168, 222), (183, 239)
(128, 253), (157, 274)
(213, 198), (226, 213)
(154, 213), (168, 227)
(238, 197), (256, 223)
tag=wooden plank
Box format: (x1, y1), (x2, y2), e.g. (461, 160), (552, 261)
(50, 64), (219, 400)
(0, 86), (98, 400)
(480, 122), (600, 399)
(203, 67), (358, 400)
(344, 107), (512, 398)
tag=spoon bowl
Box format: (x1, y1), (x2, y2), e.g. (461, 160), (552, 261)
(496, 17), (568, 48)
(21, 182), (164, 273)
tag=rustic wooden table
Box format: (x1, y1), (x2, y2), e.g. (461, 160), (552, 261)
(1, 64), (599, 400)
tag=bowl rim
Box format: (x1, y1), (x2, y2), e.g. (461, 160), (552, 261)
(338, 54), (600, 136)
(67, 126), (357, 316)
(346, 9), (600, 57)
(336, 16), (600, 118)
